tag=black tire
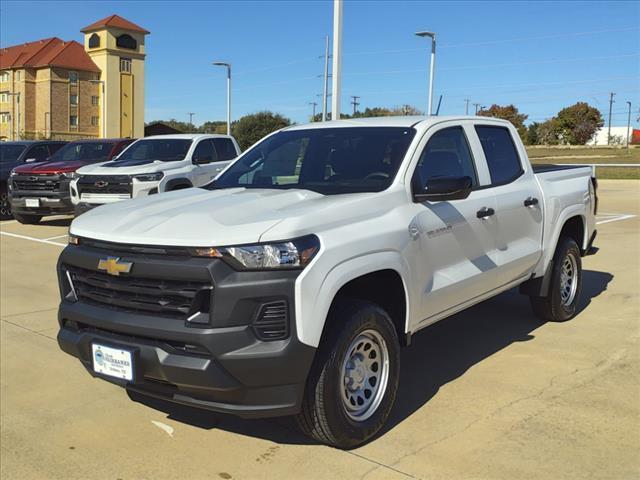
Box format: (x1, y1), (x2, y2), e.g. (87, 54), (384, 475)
(0, 186), (12, 220)
(13, 213), (42, 225)
(530, 236), (582, 322)
(296, 299), (400, 449)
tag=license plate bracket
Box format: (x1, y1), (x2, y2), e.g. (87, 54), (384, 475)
(25, 198), (39, 207)
(92, 343), (135, 381)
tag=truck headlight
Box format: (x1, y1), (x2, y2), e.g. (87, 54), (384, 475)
(134, 172), (164, 182)
(190, 235), (320, 270)
(60, 171), (77, 180)
(10, 170), (18, 177)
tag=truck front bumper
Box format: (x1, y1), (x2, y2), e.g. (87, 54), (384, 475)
(9, 175), (74, 216)
(56, 244), (316, 418)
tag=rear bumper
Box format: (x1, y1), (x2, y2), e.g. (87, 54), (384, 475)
(56, 244), (316, 418)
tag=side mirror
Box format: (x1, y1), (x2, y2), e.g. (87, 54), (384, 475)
(413, 175), (473, 203)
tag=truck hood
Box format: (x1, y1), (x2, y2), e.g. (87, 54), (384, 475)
(77, 159), (182, 176)
(13, 160), (87, 174)
(70, 187), (397, 247)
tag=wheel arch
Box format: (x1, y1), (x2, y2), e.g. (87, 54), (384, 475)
(164, 178), (193, 191)
(296, 251), (411, 348)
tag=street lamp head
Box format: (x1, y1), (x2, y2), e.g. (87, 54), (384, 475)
(212, 61), (231, 67)
(415, 31), (436, 39)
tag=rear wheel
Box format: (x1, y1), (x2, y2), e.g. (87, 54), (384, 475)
(13, 213), (42, 225)
(296, 299), (400, 449)
(530, 237), (582, 321)
(0, 186), (12, 220)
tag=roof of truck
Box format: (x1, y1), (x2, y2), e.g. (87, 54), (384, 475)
(141, 134), (234, 140)
(285, 115), (511, 130)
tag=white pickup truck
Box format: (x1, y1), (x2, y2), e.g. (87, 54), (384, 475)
(70, 134), (240, 213)
(56, 116), (597, 448)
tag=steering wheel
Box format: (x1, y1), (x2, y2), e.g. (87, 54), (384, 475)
(364, 171), (390, 180)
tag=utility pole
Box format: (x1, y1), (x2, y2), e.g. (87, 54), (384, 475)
(626, 101), (632, 149)
(607, 92), (615, 145)
(188, 112), (195, 131)
(473, 103), (481, 115)
(331, 0), (343, 120)
(464, 99), (470, 115)
(321, 35), (330, 122)
(350, 95), (360, 115)
(309, 101), (318, 121)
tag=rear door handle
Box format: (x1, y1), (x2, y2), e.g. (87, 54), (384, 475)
(476, 207), (495, 219)
(524, 197), (539, 207)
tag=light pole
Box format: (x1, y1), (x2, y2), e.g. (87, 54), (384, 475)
(89, 80), (106, 138)
(309, 101), (318, 121)
(7, 92), (20, 140)
(213, 62), (232, 135)
(626, 101), (632, 149)
(322, 35), (330, 122)
(415, 31), (436, 115)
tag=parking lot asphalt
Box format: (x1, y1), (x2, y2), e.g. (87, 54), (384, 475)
(1, 180), (639, 480)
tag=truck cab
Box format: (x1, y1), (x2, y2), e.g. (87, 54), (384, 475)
(71, 134), (240, 213)
(56, 116), (597, 449)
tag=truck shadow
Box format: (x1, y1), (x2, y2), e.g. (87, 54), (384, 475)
(38, 217), (72, 227)
(129, 269), (612, 446)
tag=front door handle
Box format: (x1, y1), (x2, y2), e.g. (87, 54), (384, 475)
(476, 207), (495, 219)
(524, 197), (539, 207)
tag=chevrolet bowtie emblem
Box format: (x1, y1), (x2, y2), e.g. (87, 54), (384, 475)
(97, 257), (132, 276)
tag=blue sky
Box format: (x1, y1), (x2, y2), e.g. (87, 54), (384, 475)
(2, 1), (639, 127)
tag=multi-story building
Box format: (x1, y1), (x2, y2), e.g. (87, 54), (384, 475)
(0, 14), (149, 141)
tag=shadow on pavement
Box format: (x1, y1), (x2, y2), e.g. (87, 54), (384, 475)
(129, 269), (613, 445)
(39, 217), (72, 227)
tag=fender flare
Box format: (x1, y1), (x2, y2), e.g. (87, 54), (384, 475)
(295, 250), (412, 348)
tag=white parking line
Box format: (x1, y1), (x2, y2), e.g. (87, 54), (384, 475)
(596, 213), (636, 225)
(43, 234), (69, 241)
(0, 231), (66, 247)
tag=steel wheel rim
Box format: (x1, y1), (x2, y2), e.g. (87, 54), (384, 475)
(0, 191), (10, 217)
(560, 252), (578, 306)
(340, 329), (390, 422)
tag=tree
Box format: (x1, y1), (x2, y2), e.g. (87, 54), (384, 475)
(524, 122), (540, 146)
(200, 121), (227, 134)
(554, 102), (603, 145)
(231, 111), (291, 150)
(477, 104), (528, 139)
(536, 118), (561, 145)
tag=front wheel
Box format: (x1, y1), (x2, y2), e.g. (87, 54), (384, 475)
(0, 187), (12, 220)
(530, 237), (582, 321)
(296, 300), (400, 449)
(13, 213), (42, 225)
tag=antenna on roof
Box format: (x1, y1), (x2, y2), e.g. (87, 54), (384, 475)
(435, 95), (443, 116)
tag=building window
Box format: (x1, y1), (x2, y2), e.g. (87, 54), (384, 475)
(0, 112), (10, 124)
(119, 58), (132, 73)
(91, 95), (99, 106)
(70, 115), (78, 128)
(70, 94), (78, 106)
(16, 71), (21, 81)
(0, 92), (8, 103)
(91, 116), (100, 127)
(69, 71), (78, 84)
(88, 33), (100, 49)
(116, 34), (137, 50)
(0, 72), (9, 82)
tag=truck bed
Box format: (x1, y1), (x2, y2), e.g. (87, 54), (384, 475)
(532, 164), (591, 174)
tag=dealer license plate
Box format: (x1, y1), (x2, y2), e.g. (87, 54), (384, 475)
(92, 344), (133, 381)
(25, 198), (39, 207)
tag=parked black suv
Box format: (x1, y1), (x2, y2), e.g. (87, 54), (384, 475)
(0, 141), (66, 219)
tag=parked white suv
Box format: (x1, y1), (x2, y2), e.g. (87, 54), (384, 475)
(70, 134), (240, 213)
(57, 116), (597, 448)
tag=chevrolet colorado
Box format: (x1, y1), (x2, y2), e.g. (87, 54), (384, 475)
(56, 116), (597, 448)
(70, 134), (240, 214)
(9, 139), (133, 224)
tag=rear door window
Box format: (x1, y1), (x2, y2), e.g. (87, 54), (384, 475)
(212, 138), (238, 161)
(192, 139), (217, 163)
(475, 126), (523, 185)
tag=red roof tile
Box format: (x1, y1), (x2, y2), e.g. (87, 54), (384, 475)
(0, 38), (99, 72)
(81, 14), (150, 34)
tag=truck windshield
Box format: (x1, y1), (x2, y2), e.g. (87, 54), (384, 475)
(0, 145), (26, 162)
(209, 127), (416, 195)
(50, 142), (115, 163)
(116, 139), (192, 162)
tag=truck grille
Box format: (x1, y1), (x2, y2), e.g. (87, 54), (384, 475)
(77, 175), (132, 195)
(65, 265), (212, 320)
(13, 174), (61, 192)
